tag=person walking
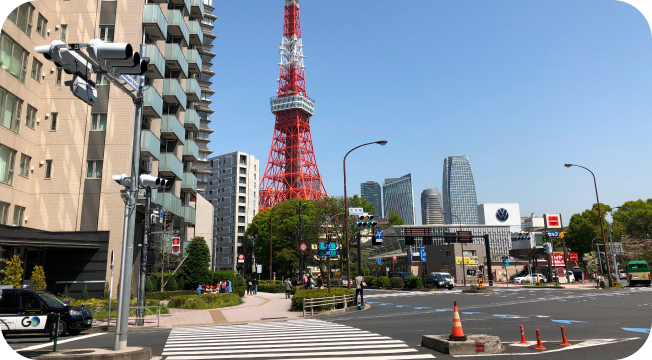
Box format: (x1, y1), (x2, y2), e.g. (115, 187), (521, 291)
(227, 279), (232, 293)
(284, 277), (292, 299)
(317, 275), (323, 289)
(355, 274), (365, 307)
(253, 277), (258, 295)
(246, 276), (253, 295)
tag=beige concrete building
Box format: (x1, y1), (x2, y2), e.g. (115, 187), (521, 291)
(0, 0), (215, 298)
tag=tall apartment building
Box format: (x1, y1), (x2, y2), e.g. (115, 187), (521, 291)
(442, 156), (479, 225)
(421, 188), (443, 225)
(0, 0), (215, 298)
(204, 152), (259, 272)
(382, 174), (416, 225)
(360, 181), (382, 215)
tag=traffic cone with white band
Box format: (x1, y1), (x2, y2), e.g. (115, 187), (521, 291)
(449, 301), (467, 341)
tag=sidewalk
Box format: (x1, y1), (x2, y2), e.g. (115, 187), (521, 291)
(92, 292), (302, 329)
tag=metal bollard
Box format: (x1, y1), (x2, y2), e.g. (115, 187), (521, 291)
(533, 329), (546, 350)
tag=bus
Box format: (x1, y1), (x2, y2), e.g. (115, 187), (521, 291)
(626, 261), (651, 287)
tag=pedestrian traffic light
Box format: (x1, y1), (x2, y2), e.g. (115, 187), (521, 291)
(171, 237), (181, 254)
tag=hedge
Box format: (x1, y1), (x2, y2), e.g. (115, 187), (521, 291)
(390, 277), (404, 288)
(167, 293), (243, 310)
(257, 283), (285, 293)
(364, 276), (377, 287)
(377, 276), (390, 288)
(405, 276), (423, 289)
(146, 290), (195, 300)
(291, 288), (355, 311)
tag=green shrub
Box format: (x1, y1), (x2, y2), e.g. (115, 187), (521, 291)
(145, 290), (196, 300)
(165, 276), (178, 291)
(258, 283), (285, 293)
(235, 274), (245, 287)
(523, 280), (531, 284)
(146, 276), (157, 292)
(405, 276), (423, 289)
(364, 276), (376, 287)
(81, 285), (89, 300)
(167, 293), (243, 310)
(378, 276), (390, 288)
(291, 288), (355, 311)
(390, 277), (404, 289)
(176, 275), (185, 290)
(233, 286), (245, 297)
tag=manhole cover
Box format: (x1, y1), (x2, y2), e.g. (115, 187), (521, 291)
(65, 350), (95, 355)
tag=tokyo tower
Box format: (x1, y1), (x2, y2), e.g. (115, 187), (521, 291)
(258, 0), (328, 211)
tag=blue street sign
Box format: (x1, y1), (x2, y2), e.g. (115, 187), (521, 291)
(420, 247), (426, 263)
(546, 231), (560, 238)
(121, 74), (140, 91)
(374, 229), (384, 239)
(319, 242), (337, 250)
(318, 249), (338, 257)
(160, 210), (164, 220)
(376, 258), (382, 265)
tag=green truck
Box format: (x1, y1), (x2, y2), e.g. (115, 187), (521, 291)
(626, 261), (651, 287)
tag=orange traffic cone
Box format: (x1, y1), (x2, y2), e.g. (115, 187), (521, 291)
(559, 326), (571, 346)
(449, 301), (467, 341)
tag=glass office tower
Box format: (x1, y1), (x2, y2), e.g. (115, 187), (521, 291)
(383, 174), (416, 225)
(421, 188), (444, 225)
(442, 156), (479, 225)
(361, 181), (382, 215)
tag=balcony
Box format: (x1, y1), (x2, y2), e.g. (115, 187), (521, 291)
(143, 87), (163, 119)
(196, 173), (210, 184)
(159, 153), (184, 180)
(186, 49), (201, 74)
(181, 172), (198, 193)
(142, 4), (167, 41)
(170, 0), (191, 12)
(161, 114), (186, 145)
(167, 9), (189, 47)
(141, 44), (165, 79)
(164, 43), (188, 78)
(154, 192), (182, 218)
(183, 108), (200, 131)
(163, 79), (187, 110)
(190, 0), (205, 20)
(183, 138), (199, 161)
(140, 130), (160, 161)
(183, 206), (196, 225)
(183, 78), (200, 103)
(188, 21), (203, 46)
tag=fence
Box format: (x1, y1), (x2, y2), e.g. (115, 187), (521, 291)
(0, 313), (61, 351)
(93, 305), (161, 329)
(302, 293), (356, 317)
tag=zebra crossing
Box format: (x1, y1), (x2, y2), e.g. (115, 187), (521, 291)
(162, 319), (435, 359)
(365, 290), (462, 299)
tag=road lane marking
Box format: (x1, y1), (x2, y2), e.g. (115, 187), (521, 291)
(17, 333), (105, 351)
(621, 328), (650, 333)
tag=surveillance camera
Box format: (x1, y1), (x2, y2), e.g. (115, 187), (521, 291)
(120, 189), (129, 200)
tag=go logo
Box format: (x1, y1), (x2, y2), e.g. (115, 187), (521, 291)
(21, 316), (41, 328)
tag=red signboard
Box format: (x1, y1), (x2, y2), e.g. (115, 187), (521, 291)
(569, 253), (578, 262)
(551, 253), (565, 267)
(546, 215), (560, 228)
(392, 256), (397, 261)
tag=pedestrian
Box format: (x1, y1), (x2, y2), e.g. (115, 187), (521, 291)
(219, 278), (227, 293)
(284, 277), (292, 299)
(227, 279), (232, 293)
(196, 284), (202, 295)
(303, 272), (308, 286)
(253, 277), (258, 295)
(317, 275), (323, 289)
(354, 274), (365, 306)
(247, 276), (253, 295)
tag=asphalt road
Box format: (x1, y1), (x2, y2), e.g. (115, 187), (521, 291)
(3, 286), (651, 359)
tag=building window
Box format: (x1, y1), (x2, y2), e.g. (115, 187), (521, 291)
(99, 26), (114, 42)
(50, 112), (57, 131)
(237, 226), (245, 233)
(95, 73), (110, 85)
(18, 154), (30, 178)
(91, 113), (107, 131)
(8, 3), (34, 37)
(238, 206), (245, 213)
(239, 196), (245, 203)
(60, 25), (67, 41)
(44, 160), (52, 179)
(0, 86), (23, 133)
(238, 216), (245, 223)
(55, 68), (62, 85)
(446, 250), (452, 257)
(200, 92), (211, 102)
(239, 177), (246, 184)
(0, 201), (9, 225)
(25, 105), (36, 128)
(12, 205), (25, 226)
(86, 160), (103, 179)
(0, 33), (29, 83)
(239, 167), (246, 175)
(0, 144), (16, 185)
(30, 59), (42, 82)
(36, 14), (47, 38)
(239, 186), (245, 194)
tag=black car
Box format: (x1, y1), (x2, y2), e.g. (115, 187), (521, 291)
(424, 273), (455, 290)
(388, 272), (414, 280)
(0, 289), (92, 336)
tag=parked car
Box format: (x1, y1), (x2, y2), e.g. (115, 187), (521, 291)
(510, 270), (529, 282)
(513, 274), (547, 284)
(619, 269), (628, 280)
(337, 276), (349, 286)
(552, 271), (576, 283)
(388, 272), (414, 280)
(0, 288), (92, 336)
(424, 272), (455, 290)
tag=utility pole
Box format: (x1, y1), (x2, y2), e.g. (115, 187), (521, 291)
(136, 187), (151, 326)
(357, 232), (362, 276)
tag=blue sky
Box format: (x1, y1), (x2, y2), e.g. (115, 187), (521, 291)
(210, 0), (652, 226)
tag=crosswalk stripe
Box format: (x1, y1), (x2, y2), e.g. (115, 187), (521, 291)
(168, 327), (357, 337)
(166, 332), (384, 343)
(169, 324), (352, 334)
(164, 339), (404, 349)
(165, 348), (419, 359)
(163, 343), (410, 355)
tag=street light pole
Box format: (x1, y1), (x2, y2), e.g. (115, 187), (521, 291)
(606, 206), (622, 285)
(564, 164), (613, 287)
(343, 141), (387, 289)
(444, 213), (464, 286)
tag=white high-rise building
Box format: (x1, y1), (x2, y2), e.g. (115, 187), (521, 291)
(421, 188), (443, 225)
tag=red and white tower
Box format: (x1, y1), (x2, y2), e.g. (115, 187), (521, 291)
(258, 0), (327, 211)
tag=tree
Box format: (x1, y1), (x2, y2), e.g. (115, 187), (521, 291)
(31, 265), (46, 291)
(387, 209), (404, 226)
(564, 203), (611, 260)
(1, 255), (23, 289)
(81, 284), (89, 300)
(582, 252), (598, 275)
(181, 237), (211, 288)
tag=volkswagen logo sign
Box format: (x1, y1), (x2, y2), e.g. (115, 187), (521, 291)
(496, 208), (509, 222)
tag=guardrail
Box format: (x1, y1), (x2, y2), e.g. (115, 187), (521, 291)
(96, 305), (161, 329)
(302, 293), (356, 317)
(0, 313), (61, 351)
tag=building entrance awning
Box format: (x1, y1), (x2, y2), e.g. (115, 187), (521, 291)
(0, 225), (108, 249)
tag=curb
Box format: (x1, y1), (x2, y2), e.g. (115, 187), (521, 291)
(34, 347), (151, 360)
(305, 303), (371, 319)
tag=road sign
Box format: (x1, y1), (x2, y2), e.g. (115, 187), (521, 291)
(238, 254), (244, 263)
(160, 210), (165, 220)
(121, 74), (139, 90)
(300, 243), (307, 251)
(257, 264), (262, 273)
(319, 242), (337, 250)
(318, 249), (338, 257)
(419, 247), (426, 263)
(376, 258), (382, 265)
(374, 229), (384, 239)
(502, 259), (510, 267)
(569, 253), (578, 261)
(559, 232), (565, 239)
(348, 207), (363, 216)
(546, 231), (560, 238)
(392, 255), (397, 261)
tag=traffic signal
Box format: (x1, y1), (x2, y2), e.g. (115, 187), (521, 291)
(515, 232), (530, 241)
(139, 174), (170, 189)
(543, 242), (553, 254)
(356, 214), (376, 227)
(35, 40), (94, 82)
(423, 236), (433, 246)
(404, 236), (415, 246)
(87, 39), (148, 75)
(112, 174), (132, 187)
(171, 237), (181, 254)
